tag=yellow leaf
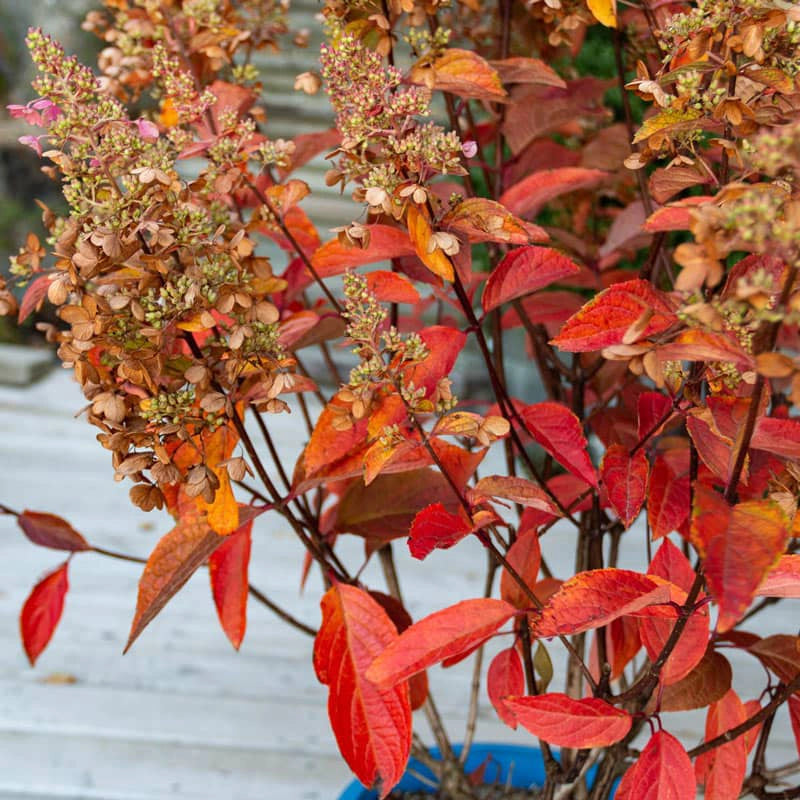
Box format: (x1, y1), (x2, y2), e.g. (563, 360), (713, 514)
(587, 0), (617, 27)
(200, 468), (240, 535)
(406, 206), (454, 282)
(633, 108), (702, 144)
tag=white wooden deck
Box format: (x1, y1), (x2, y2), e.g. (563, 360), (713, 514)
(0, 367), (797, 799)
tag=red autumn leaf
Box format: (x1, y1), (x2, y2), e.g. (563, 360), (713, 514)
(637, 391), (674, 442)
(532, 569), (671, 637)
(408, 502), (473, 560)
(504, 694), (632, 747)
(695, 689), (748, 799)
(606, 616), (642, 680)
(275, 128), (341, 180)
(314, 584), (411, 798)
(336, 469), (461, 541)
(648, 448), (691, 540)
(367, 592), (429, 711)
(415, 48), (507, 101)
(520, 402), (598, 487)
(694, 492), (790, 632)
(473, 475), (559, 515)
(656, 329), (754, 369)
(17, 273), (51, 323)
(751, 416), (800, 459)
(687, 412), (737, 485)
(302, 395), (370, 478)
(403, 326), (467, 396)
(551, 279), (677, 353)
(747, 635), (800, 684)
(310, 226), (416, 277)
(655, 647), (732, 713)
(481, 247), (581, 313)
(615, 731), (695, 800)
(441, 198), (547, 245)
(18, 510), (90, 552)
(600, 444), (648, 528)
(643, 196), (714, 232)
(755, 554), (800, 598)
(20, 562), (69, 666)
(499, 167), (608, 219)
(366, 598), (517, 691)
(365, 270), (420, 305)
(638, 600), (709, 686)
(500, 528), (542, 610)
(406, 205), (454, 282)
(208, 517), (253, 650)
(125, 510), (223, 652)
(648, 538), (696, 593)
(487, 647), (525, 728)
(789, 695), (800, 757)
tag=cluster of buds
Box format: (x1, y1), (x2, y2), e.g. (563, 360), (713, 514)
(319, 30), (465, 221)
(629, 0), (800, 168)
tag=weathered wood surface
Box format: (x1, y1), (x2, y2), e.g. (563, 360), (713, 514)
(0, 370), (797, 799)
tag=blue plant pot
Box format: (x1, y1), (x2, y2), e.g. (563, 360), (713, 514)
(338, 743), (607, 799)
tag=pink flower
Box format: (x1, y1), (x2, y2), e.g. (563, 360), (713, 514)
(18, 135), (43, 157)
(7, 98), (61, 127)
(461, 140), (478, 159)
(135, 118), (159, 141)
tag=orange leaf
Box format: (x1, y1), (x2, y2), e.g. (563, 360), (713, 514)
(532, 569), (670, 637)
(656, 329), (754, 369)
(208, 517), (253, 650)
(520, 402), (598, 487)
(473, 475), (559, 516)
(615, 731), (694, 800)
(366, 598), (517, 691)
(407, 502), (472, 560)
(643, 197), (713, 232)
(504, 694), (632, 747)
(20, 562), (69, 665)
(314, 585), (411, 798)
(500, 167), (608, 219)
(303, 395), (370, 479)
(500, 529), (542, 610)
(200, 469), (239, 535)
(125, 510), (223, 652)
(694, 492), (790, 632)
(600, 445), (648, 529)
(755, 554), (800, 598)
(18, 510), (90, 552)
(311, 226), (416, 278)
(482, 247), (581, 313)
(418, 48), (506, 101)
(487, 647), (525, 728)
(695, 689), (747, 798)
(406, 205), (454, 282)
(551, 278), (677, 353)
(365, 270), (420, 304)
(648, 448), (691, 540)
(489, 57), (566, 88)
(441, 198), (546, 245)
